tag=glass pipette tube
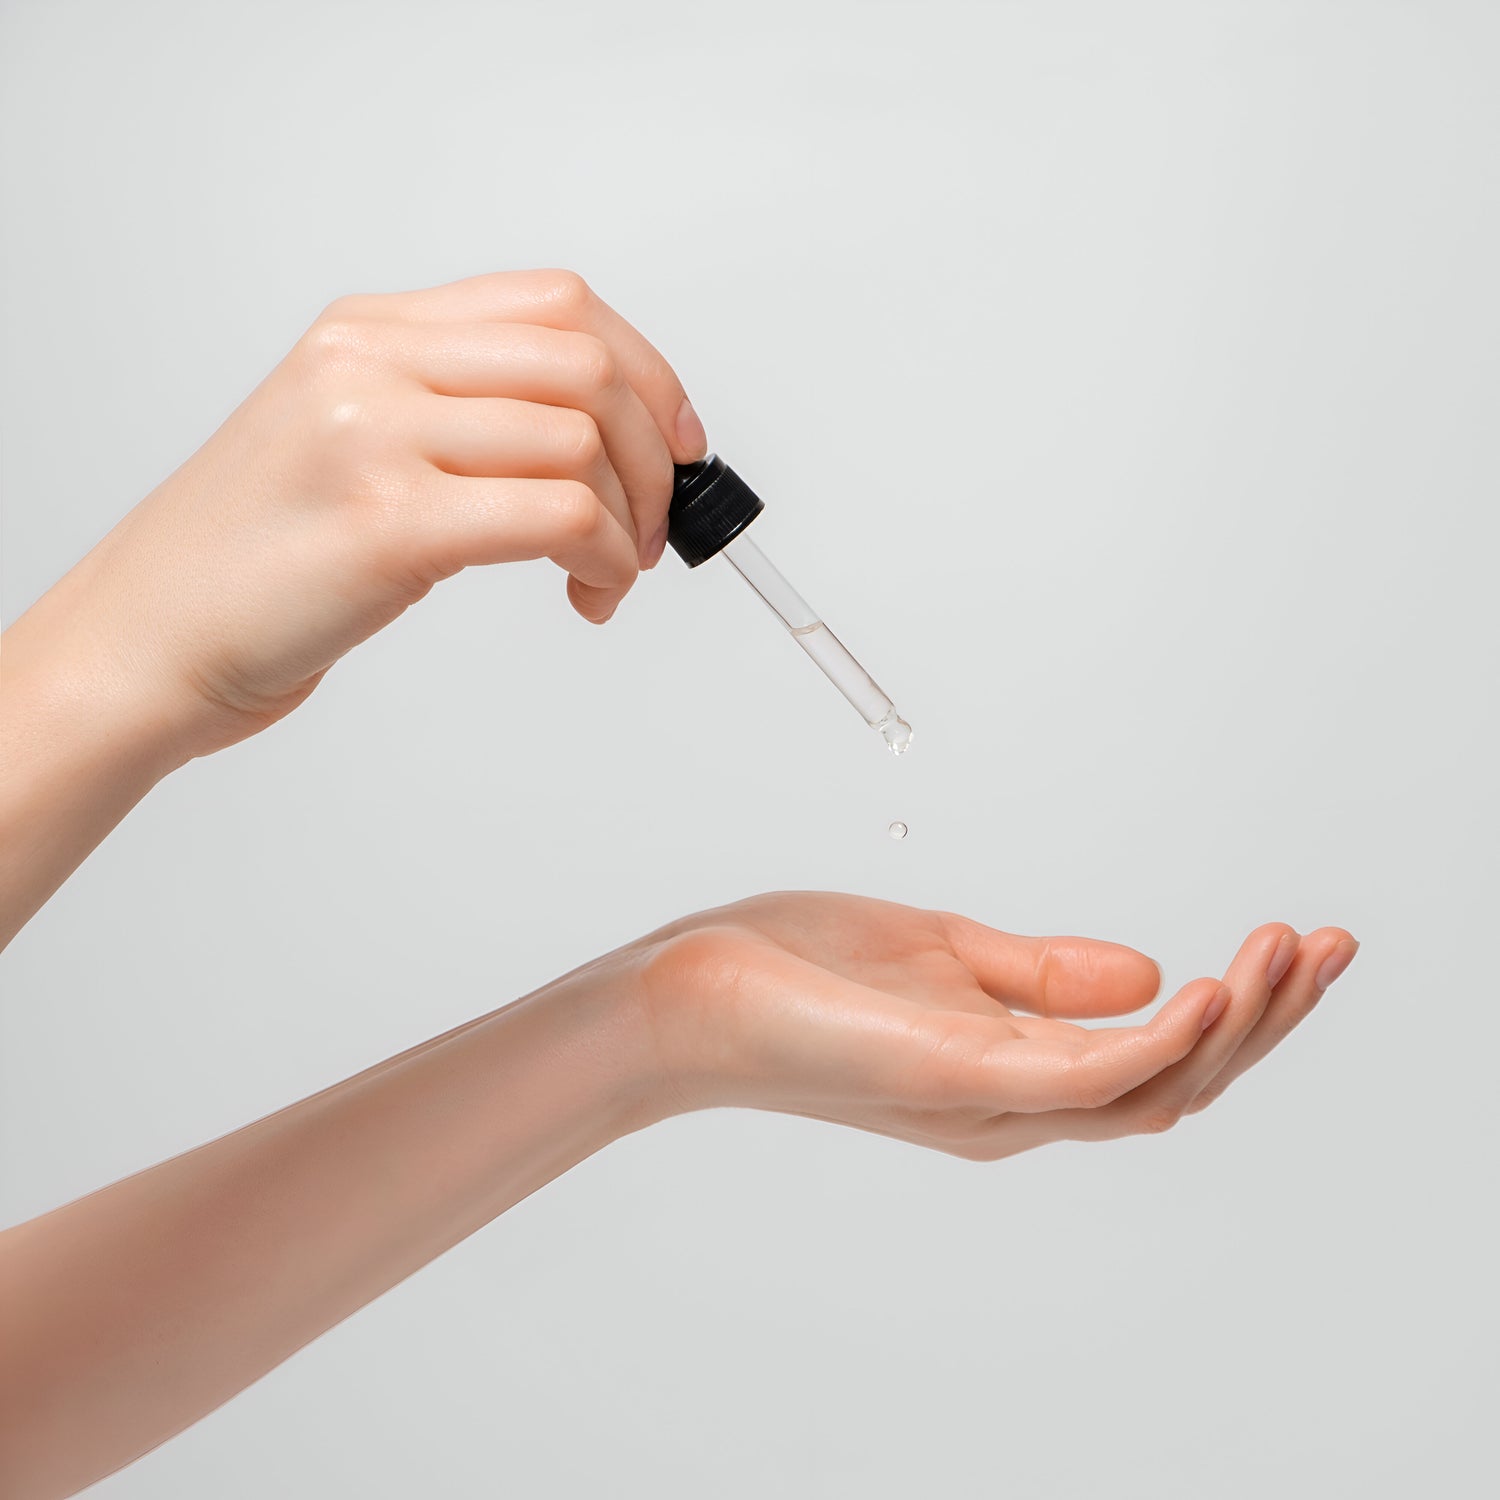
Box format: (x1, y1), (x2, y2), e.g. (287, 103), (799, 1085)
(720, 532), (913, 754)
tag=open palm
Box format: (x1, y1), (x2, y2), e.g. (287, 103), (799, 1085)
(637, 893), (1357, 1159)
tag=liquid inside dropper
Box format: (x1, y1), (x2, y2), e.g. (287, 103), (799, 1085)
(716, 531), (912, 753)
(776, 614), (913, 756)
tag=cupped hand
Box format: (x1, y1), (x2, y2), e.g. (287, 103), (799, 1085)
(9, 270), (705, 758)
(630, 894), (1358, 1157)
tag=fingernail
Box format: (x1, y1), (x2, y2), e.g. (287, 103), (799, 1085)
(675, 396), (707, 459)
(1314, 939), (1359, 991)
(642, 519), (670, 570)
(1201, 985), (1232, 1031)
(1267, 931), (1299, 989)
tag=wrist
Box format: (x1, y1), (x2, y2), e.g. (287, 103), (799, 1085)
(605, 928), (758, 1120)
(529, 949), (684, 1138)
(3, 544), (207, 776)
(2, 611), (193, 790)
(0, 603), (192, 947)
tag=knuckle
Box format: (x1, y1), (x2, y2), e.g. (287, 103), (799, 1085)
(313, 399), (369, 462)
(315, 394), (383, 452)
(1076, 1082), (1119, 1112)
(304, 309), (375, 365)
(570, 577), (627, 623)
(551, 480), (604, 542)
(1064, 1062), (1119, 1112)
(538, 268), (593, 316)
(1135, 1101), (1184, 1135)
(318, 293), (364, 321)
(570, 333), (619, 395)
(555, 409), (607, 471)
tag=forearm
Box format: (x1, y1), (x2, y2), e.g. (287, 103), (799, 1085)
(0, 961), (662, 1499)
(0, 560), (194, 951)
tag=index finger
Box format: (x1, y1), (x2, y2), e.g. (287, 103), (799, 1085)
(378, 269), (710, 467)
(958, 978), (1229, 1114)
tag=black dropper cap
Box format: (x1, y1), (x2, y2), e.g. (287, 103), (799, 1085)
(667, 454), (765, 567)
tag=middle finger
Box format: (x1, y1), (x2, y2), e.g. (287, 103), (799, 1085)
(1058, 923), (1298, 1141)
(401, 323), (674, 565)
(413, 394), (636, 555)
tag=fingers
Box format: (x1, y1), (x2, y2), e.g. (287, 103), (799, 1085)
(378, 268), (708, 466)
(391, 471), (638, 621)
(940, 913), (1163, 1018)
(1186, 921), (1297, 1071)
(400, 325), (676, 567)
(1183, 928), (1357, 1114)
(563, 289), (709, 471)
(1053, 923), (1300, 1141)
(766, 920), (1356, 1165)
(783, 978), (1224, 1162)
(412, 394), (636, 554)
(979, 923), (1356, 1146)
(940, 976), (1228, 1114)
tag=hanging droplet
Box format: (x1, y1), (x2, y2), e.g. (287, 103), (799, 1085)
(877, 713), (914, 756)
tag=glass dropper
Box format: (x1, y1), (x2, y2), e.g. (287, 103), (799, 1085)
(667, 455), (913, 755)
(719, 531), (912, 753)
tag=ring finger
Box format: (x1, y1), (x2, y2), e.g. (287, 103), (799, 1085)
(1051, 923), (1297, 1141)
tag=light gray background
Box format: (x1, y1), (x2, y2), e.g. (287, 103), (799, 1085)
(2, 1), (1496, 1494)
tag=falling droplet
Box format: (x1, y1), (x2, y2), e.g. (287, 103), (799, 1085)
(888, 821), (908, 840)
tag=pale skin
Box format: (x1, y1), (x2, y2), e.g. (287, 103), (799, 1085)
(0, 270), (1358, 1498)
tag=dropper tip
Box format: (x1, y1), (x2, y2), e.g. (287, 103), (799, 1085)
(879, 714), (914, 756)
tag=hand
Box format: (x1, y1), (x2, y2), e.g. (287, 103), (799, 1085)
(0, 895), (1357, 1491)
(6, 269), (707, 759)
(628, 893), (1359, 1156)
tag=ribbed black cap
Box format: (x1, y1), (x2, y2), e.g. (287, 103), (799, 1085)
(668, 454), (765, 567)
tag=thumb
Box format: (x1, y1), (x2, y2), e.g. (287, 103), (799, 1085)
(942, 917), (1163, 1019)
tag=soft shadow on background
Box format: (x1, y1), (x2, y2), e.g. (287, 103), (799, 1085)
(2, 1), (1496, 1495)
